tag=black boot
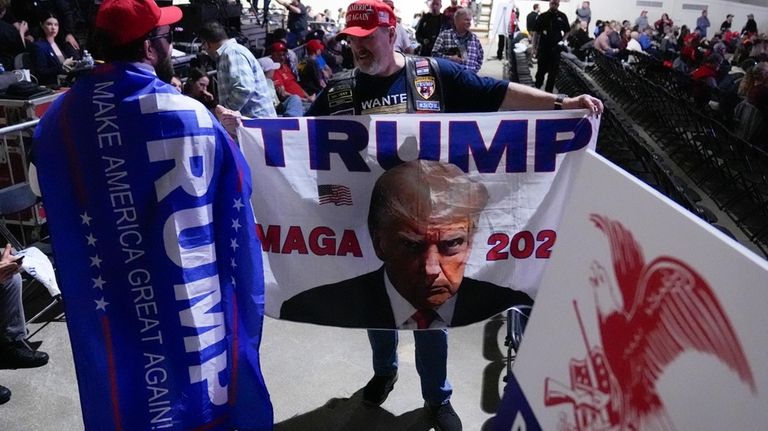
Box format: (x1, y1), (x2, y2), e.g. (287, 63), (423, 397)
(0, 340), (49, 369)
(0, 385), (10, 405)
(362, 373), (397, 406)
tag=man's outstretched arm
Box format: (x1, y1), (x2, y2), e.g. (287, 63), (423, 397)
(500, 82), (604, 114)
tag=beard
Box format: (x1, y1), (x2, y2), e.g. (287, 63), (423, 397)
(354, 52), (385, 75)
(155, 53), (175, 84)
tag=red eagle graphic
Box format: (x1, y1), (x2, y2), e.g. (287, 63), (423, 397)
(586, 214), (757, 430)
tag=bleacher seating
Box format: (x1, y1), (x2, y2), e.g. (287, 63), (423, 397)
(556, 53), (768, 257)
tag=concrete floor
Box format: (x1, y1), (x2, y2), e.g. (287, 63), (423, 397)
(0, 55), (514, 431)
(0, 314), (513, 431)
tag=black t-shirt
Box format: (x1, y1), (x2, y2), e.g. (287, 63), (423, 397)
(533, 10), (570, 50)
(526, 11), (538, 31)
(306, 57), (509, 116)
(287, 3), (308, 34)
(416, 13), (447, 46)
(743, 19), (757, 34)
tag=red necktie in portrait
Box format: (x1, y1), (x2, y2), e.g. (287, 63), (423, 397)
(411, 309), (438, 329)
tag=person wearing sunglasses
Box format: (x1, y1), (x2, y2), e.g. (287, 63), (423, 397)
(31, 0), (273, 428)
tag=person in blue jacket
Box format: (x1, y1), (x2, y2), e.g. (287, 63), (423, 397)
(29, 11), (79, 85)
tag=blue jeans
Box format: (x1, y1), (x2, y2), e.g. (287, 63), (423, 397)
(279, 94), (304, 117)
(1, 274), (25, 343)
(368, 329), (452, 406)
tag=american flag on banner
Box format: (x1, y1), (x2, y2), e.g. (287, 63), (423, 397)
(318, 184), (353, 206)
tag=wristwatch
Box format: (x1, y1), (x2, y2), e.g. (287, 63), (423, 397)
(554, 94), (566, 110)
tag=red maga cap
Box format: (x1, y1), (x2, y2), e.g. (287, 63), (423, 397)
(270, 41), (288, 52)
(339, 0), (396, 38)
(96, 0), (182, 46)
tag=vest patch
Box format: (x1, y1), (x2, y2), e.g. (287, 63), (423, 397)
(415, 77), (436, 99)
(416, 100), (441, 111)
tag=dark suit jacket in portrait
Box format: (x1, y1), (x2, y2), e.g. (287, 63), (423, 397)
(279, 266), (533, 329)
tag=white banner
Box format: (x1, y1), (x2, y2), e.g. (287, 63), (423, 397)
(500, 150), (768, 431)
(239, 111), (599, 329)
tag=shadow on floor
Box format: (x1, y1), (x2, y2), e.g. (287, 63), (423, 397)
(274, 389), (437, 431)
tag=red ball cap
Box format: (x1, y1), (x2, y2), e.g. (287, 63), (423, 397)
(96, 0), (183, 46)
(339, 0), (396, 38)
(269, 41), (288, 52)
(306, 39), (324, 53)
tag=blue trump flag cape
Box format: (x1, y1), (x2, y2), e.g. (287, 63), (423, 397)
(33, 62), (273, 430)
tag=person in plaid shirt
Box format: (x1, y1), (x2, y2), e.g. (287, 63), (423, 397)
(431, 8), (484, 74)
(199, 21), (276, 118)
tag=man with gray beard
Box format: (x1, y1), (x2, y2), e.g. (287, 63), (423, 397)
(305, 2), (603, 430)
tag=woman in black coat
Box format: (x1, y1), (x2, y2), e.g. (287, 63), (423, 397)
(30, 11), (79, 85)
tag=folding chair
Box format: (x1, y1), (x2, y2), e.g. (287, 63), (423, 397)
(0, 182), (63, 333)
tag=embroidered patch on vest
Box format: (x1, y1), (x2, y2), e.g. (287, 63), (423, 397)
(414, 76), (436, 99)
(416, 100), (441, 111)
(415, 59), (430, 76)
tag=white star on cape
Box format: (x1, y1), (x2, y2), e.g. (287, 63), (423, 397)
(92, 276), (106, 290)
(233, 198), (244, 211)
(90, 255), (102, 268)
(86, 233), (97, 246)
(95, 298), (109, 311)
(80, 212), (92, 226)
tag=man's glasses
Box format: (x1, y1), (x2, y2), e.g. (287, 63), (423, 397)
(148, 31), (173, 45)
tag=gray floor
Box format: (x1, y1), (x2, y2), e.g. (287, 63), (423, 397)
(0, 315), (512, 431)
(0, 57), (514, 431)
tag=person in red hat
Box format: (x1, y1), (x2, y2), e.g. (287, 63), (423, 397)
(91, 0), (182, 83)
(30, 0), (274, 428)
(270, 40), (316, 102)
(302, 1), (603, 430)
(299, 38), (329, 95)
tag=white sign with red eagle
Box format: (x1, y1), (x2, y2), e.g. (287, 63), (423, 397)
(498, 150), (768, 431)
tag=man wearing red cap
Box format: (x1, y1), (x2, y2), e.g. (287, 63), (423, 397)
(31, 0), (273, 429)
(270, 41), (316, 102)
(305, 1), (602, 430)
(299, 38), (329, 95)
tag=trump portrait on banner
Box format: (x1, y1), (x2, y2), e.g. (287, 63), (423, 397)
(280, 160), (533, 329)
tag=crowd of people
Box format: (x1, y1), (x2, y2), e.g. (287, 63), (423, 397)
(0, 1), (609, 430)
(520, 2), (768, 148)
(4, 0), (766, 428)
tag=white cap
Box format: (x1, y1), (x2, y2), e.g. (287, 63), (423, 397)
(258, 57), (280, 72)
